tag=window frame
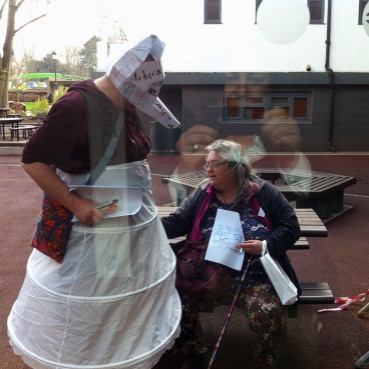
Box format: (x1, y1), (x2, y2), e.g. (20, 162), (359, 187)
(255, 0), (325, 25)
(308, 0), (325, 24)
(204, 0), (222, 24)
(359, 0), (369, 25)
(255, 0), (263, 24)
(223, 91), (311, 123)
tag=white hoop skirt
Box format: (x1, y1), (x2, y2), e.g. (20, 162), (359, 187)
(7, 160), (181, 369)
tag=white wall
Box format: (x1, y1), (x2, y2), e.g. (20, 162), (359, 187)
(97, 0), (369, 74)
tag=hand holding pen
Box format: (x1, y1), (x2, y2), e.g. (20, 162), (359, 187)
(96, 199), (119, 214)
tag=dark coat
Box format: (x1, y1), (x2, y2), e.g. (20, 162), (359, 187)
(161, 175), (302, 295)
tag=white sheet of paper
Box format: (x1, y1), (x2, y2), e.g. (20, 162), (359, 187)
(204, 209), (245, 270)
(68, 186), (142, 222)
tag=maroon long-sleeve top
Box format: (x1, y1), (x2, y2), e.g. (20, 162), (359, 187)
(22, 80), (151, 174)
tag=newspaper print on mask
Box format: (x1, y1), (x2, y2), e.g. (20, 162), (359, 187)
(107, 34), (180, 129)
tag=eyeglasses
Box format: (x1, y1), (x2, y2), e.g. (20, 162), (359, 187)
(203, 161), (228, 170)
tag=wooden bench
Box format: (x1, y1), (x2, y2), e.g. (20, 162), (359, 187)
(292, 236), (309, 250)
(157, 206), (327, 248)
(157, 206), (333, 315)
(255, 168), (356, 220)
(286, 282), (334, 318)
(198, 282), (334, 317)
(275, 175), (356, 219)
(158, 206), (327, 238)
(161, 169), (356, 219)
(294, 208), (327, 237)
(297, 282), (334, 304)
(9, 125), (38, 141)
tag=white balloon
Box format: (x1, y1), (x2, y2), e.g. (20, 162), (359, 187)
(257, 0), (310, 44)
(362, 2), (369, 37)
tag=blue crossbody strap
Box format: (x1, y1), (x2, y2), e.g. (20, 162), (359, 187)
(84, 110), (125, 186)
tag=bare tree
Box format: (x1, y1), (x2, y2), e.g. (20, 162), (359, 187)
(21, 48), (37, 72)
(64, 46), (88, 78)
(0, 0), (48, 107)
(9, 55), (25, 101)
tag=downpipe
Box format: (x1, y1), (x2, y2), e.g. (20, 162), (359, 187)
(325, 0), (336, 152)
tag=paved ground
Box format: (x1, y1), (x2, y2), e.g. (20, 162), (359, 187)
(1, 153), (369, 369)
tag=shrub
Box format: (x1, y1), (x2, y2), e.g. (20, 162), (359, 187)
(53, 86), (69, 102)
(30, 98), (50, 118)
(8, 90), (47, 102)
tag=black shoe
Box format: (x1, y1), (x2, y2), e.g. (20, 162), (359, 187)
(180, 354), (205, 369)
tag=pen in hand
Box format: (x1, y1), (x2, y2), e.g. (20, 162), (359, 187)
(100, 205), (118, 214)
(96, 199), (119, 214)
(239, 239), (245, 254)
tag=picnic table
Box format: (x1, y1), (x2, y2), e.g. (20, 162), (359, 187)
(0, 117), (24, 140)
(0, 107), (10, 117)
(161, 168), (356, 219)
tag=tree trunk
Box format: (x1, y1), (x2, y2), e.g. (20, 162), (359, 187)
(0, 0), (16, 108)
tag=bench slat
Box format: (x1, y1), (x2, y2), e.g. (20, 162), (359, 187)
(157, 206), (327, 238)
(289, 176), (356, 196)
(298, 282), (334, 304)
(291, 237), (309, 250)
(298, 290), (334, 304)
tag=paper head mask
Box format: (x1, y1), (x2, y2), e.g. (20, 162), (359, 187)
(106, 34), (180, 129)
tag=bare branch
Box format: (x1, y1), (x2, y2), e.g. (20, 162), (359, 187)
(0, 0), (8, 22)
(15, 13), (46, 34)
(15, 0), (26, 11)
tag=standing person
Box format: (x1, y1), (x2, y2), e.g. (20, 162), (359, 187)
(161, 139), (301, 369)
(7, 35), (181, 369)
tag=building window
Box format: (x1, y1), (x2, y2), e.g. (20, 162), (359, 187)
(308, 0), (325, 24)
(256, 0), (324, 24)
(255, 0), (263, 22)
(226, 97), (241, 118)
(205, 0), (222, 24)
(224, 92), (311, 122)
(359, 0), (369, 24)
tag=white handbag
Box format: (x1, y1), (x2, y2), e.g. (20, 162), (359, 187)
(260, 247), (298, 305)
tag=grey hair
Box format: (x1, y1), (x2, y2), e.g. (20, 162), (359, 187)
(204, 139), (256, 207)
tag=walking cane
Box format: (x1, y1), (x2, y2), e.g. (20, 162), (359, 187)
(355, 302), (369, 367)
(206, 257), (253, 369)
(358, 301), (369, 317)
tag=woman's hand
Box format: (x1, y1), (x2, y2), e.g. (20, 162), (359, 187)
(237, 240), (263, 256)
(68, 196), (104, 226)
(261, 107), (301, 152)
(22, 162), (104, 226)
(176, 125), (218, 153)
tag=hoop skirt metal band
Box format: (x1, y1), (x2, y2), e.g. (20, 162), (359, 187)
(8, 160), (181, 369)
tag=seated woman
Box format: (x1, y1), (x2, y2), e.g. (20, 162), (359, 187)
(161, 139), (301, 369)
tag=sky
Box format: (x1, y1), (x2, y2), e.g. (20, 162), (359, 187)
(3, 0), (215, 75)
(5, 0), (353, 73)
(8, 0), (165, 61)
(4, 0), (223, 73)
